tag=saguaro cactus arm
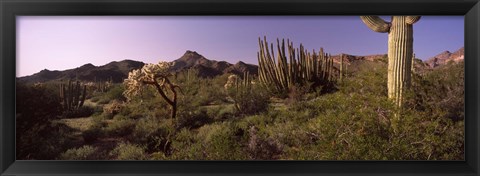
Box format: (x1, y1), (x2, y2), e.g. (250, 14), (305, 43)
(405, 16), (421, 24)
(360, 16), (391, 33)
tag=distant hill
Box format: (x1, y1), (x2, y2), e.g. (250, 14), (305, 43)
(18, 48), (463, 84)
(170, 50), (258, 77)
(330, 53), (387, 64)
(17, 51), (259, 84)
(425, 47), (464, 68)
(18, 60), (145, 84)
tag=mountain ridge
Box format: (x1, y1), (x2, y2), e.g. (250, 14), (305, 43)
(18, 48), (464, 84)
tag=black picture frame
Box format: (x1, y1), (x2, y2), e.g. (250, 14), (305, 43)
(1, 0), (479, 175)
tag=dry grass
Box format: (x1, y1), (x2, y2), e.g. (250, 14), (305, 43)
(57, 117), (93, 132)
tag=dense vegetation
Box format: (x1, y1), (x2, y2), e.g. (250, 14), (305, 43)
(16, 56), (464, 160)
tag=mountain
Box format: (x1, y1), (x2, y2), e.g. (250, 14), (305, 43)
(19, 48), (461, 84)
(171, 50), (258, 77)
(17, 51), (259, 84)
(18, 60), (145, 83)
(425, 47), (464, 68)
(330, 53), (387, 64)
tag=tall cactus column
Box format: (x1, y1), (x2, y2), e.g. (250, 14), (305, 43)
(360, 16), (420, 107)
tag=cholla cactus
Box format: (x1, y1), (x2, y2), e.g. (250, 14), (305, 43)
(123, 61), (180, 119)
(224, 74), (239, 91)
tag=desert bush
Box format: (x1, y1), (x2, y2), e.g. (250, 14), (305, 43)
(169, 128), (200, 159)
(62, 105), (95, 118)
(170, 122), (248, 160)
(246, 126), (284, 160)
(16, 83), (62, 123)
(227, 60), (464, 160)
(111, 142), (147, 160)
(407, 61), (464, 121)
(130, 116), (174, 154)
(194, 122), (249, 160)
(16, 82), (75, 159)
(226, 78), (270, 116)
(98, 84), (126, 104)
(58, 145), (99, 160)
(82, 126), (103, 144)
(90, 96), (100, 103)
(176, 108), (213, 129)
(285, 84), (309, 105)
(96, 98), (110, 105)
(103, 100), (125, 117)
(105, 117), (136, 137)
(339, 60), (388, 96)
(206, 105), (236, 121)
(119, 85), (171, 120)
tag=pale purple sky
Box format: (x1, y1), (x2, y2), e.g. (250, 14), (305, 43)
(16, 16), (464, 77)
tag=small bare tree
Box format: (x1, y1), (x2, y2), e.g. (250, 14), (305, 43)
(123, 62), (181, 119)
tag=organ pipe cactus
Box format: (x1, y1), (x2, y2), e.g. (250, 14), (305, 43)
(60, 80), (87, 112)
(257, 36), (335, 96)
(360, 16), (421, 107)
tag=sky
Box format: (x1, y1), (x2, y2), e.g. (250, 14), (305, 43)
(16, 16), (464, 77)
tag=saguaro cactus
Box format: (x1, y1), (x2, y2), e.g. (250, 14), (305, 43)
(360, 16), (421, 107)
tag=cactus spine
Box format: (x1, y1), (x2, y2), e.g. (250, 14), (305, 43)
(360, 16), (420, 107)
(257, 37), (335, 95)
(60, 80), (87, 112)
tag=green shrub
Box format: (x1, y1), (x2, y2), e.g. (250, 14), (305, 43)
(97, 98), (110, 105)
(96, 84), (126, 104)
(408, 61), (464, 121)
(226, 81), (270, 116)
(82, 127), (103, 144)
(104, 84), (126, 101)
(170, 122), (249, 160)
(169, 128), (202, 160)
(339, 60), (388, 96)
(206, 105), (236, 121)
(246, 126), (284, 160)
(62, 106), (95, 118)
(111, 142), (147, 160)
(285, 84), (309, 105)
(194, 122), (249, 160)
(119, 87), (170, 120)
(58, 145), (99, 160)
(176, 108), (213, 129)
(90, 96), (100, 102)
(103, 100), (125, 117)
(105, 118), (136, 137)
(130, 116), (174, 153)
(16, 82), (74, 160)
